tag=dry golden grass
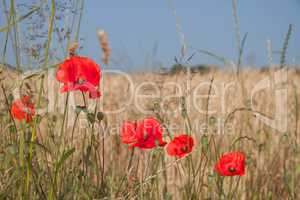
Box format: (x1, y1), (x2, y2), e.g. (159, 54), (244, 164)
(0, 65), (300, 199)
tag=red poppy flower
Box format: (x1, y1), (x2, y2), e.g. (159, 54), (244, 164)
(135, 117), (167, 149)
(120, 121), (138, 145)
(120, 117), (167, 149)
(215, 151), (246, 176)
(166, 134), (195, 158)
(11, 96), (35, 123)
(56, 56), (101, 98)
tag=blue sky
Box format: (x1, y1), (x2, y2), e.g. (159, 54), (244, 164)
(79, 0), (300, 70)
(1, 0), (300, 70)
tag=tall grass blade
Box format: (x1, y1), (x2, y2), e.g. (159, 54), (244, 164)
(280, 24), (293, 69)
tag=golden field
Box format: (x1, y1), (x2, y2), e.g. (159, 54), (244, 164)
(0, 64), (299, 199)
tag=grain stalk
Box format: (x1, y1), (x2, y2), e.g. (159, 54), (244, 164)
(280, 24), (293, 69)
(28, 0), (56, 198)
(166, 0), (188, 61)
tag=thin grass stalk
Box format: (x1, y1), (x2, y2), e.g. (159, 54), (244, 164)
(70, 112), (79, 168)
(75, 0), (84, 43)
(101, 124), (106, 186)
(232, 0), (241, 74)
(230, 177), (241, 200)
(1, 0), (10, 64)
(280, 24), (292, 69)
(29, 3), (56, 180)
(0, 1), (39, 33)
(19, 126), (26, 198)
(43, 0), (55, 70)
(11, 0), (21, 70)
(1, 1), (16, 68)
(27, 0), (56, 198)
(266, 39), (273, 68)
(57, 4), (86, 186)
(292, 83), (298, 200)
(238, 33), (248, 72)
(179, 96), (198, 198)
(166, 0), (187, 60)
(26, 75), (44, 196)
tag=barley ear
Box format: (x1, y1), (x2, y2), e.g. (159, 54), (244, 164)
(97, 29), (111, 65)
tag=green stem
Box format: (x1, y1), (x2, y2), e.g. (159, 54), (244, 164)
(25, 124), (36, 195)
(8, 0), (21, 70)
(1, 0), (10, 63)
(43, 0), (55, 70)
(26, 75), (44, 196)
(27, 0), (55, 197)
(74, 0), (84, 43)
(81, 91), (87, 108)
(19, 127), (25, 198)
(70, 113), (79, 168)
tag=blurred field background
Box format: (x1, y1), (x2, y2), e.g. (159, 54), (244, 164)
(1, 0), (300, 199)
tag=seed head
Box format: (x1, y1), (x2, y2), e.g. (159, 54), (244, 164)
(97, 29), (110, 65)
(68, 42), (78, 57)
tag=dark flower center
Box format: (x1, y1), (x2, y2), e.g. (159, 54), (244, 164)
(76, 78), (86, 85)
(19, 102), (32, 114)
(143, 132), (149, 141)
(228, 166), (236, 173)
(180, 145), (188, 153)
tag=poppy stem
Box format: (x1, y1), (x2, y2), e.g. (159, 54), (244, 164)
(161, 152), (168, 198)
(19, 125), (25, 197)
(59, 92), (69, 138)
(70, 112), (80, 169)
(81, 91), (87, 107)
(229, 177), (241, 199)
(26, 74), (45, 197)
(101, 130), (105, 186)
(26, 125), (36, 196)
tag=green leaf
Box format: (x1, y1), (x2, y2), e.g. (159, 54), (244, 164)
(280, 24), (293, 68)
(197, 50), (229, 65)
(7, 94), (14, 105)
(55, 148), (75, 173)
(35, 114), (42, 124)
(201, 135), (209, 146)
(155, 139), (160, 147)
(75, 105), (87, 114)
(246, 154), (253, 165)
